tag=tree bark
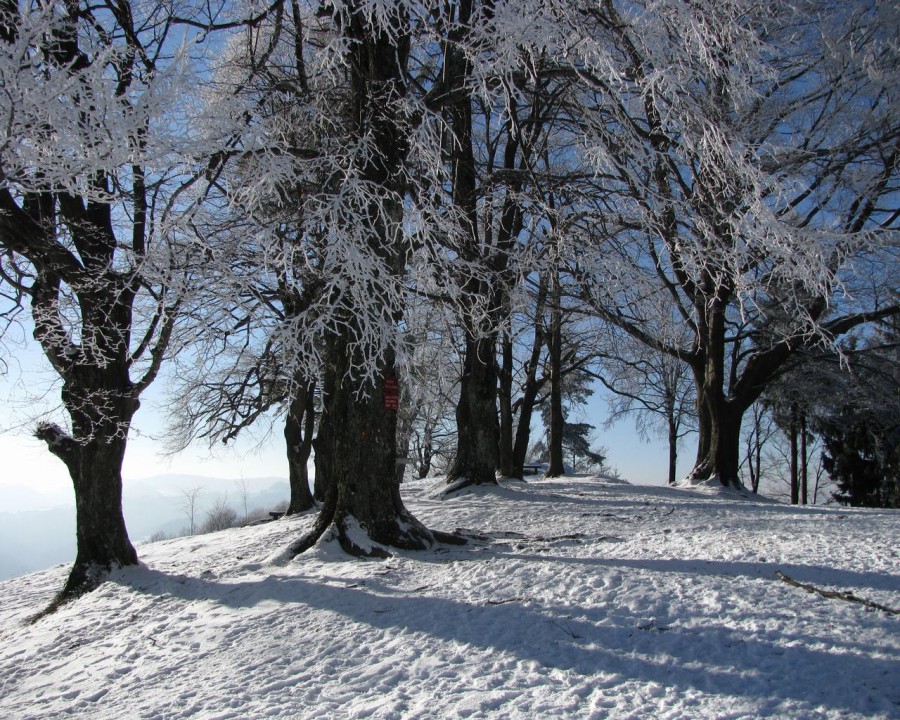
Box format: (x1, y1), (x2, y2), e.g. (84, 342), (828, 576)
(415, 422), (434, 479)
(546, 268), (565, 477)
(800, 409), (808, 506)
(790, 401), (800, 505)
(36, 374), (140, 600)
(685, 298), (747, 489)
(667, 412), (678, 486)
(309, 347), (433, 555)
(288, 1), (453, 557)
(284, 379), (315, 514)
(510, 275), (548, 478)
(497, 330), (515, 477)
(449, 335), (500, 486)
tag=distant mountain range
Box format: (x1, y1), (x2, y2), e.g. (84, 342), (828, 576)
(0, 473), (291, 581)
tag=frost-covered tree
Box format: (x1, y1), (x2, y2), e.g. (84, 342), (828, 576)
(0, 0), (216, 601)
(162, 2), (338, 515)
(567, 0), (900, 488)
(599, 333), (696, 486)
(285, 0), (464, 554)
(422, 0), (572, 489)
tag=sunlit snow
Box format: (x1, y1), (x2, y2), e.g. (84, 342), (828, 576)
(1, 476), (897, 719)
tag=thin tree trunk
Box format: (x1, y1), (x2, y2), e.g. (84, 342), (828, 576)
(497, 330), (515, 477)
(745, 406), (763, 494)
(790, 401), (799, 505)
(800, 409), (808, 506)
(667, 413), (678, 486)
(546, 267), (565, 477)
(416, 422), (434, 479)
(510, 275), (548, 478)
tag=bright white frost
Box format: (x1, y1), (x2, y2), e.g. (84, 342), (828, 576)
(0, 476), (897, 719)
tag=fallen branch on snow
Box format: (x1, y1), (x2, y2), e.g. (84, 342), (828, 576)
(775, 570), (899, 616)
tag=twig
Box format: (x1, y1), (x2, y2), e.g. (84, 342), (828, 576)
(549, 619), (583, 639)
(775, 570), (899, 616)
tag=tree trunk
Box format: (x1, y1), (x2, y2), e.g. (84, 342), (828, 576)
(686, 300), (746, 489)
(546, 268), (565, 477)
(322, 353), (430, 553)
(511, 377), (542, 479)
(284, 380), (315, 515)
(800, 409), (808, 506)
(745, 405), (763, 494)
(497, 330), (515, 477)
(449, 335), (500, 486)
(687, 350), (745, 488)
(287, 3), (456, 557)
(510, 275), (548, 479)
(667, 412), (678, 486)
(36, 380), (139, 601)
(790, 401), (800, 505)
(395, 407), (413, 486)
(688, 401), (744, 488)
(415, 422), (434, 479)
(295, 346), (441, 557)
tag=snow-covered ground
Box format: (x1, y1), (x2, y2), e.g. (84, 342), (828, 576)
(0, 476), (897, 720)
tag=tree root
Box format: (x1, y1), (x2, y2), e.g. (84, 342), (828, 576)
(285, 495), (465, 561)
(775, 570), (899, 616)
(26, 562), (109, 624)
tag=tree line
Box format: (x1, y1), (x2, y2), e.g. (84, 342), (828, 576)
(1, 0), (897, 604)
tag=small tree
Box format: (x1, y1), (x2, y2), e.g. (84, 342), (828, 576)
(180, 487), (203, 537)
(200, 497), (240, 534)
(598, 331), (697, 486)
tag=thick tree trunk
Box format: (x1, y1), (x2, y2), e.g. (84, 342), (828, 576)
(687, 344), (745, 488)
(66, 438), (137, 595)
(36, 382), (139, 601)
(439, 1), (503, 490)
(294, 346), (441, 557)
(284, 380), (315, 515)
(287, 3), (457, 557)
(687, 400), (744, 488)
(685, 299), (746, 489)
(449, 335), (500, 487)
(322, 356), (428, 553)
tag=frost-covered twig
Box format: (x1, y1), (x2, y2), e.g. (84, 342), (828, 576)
(775, 570), (899, 616)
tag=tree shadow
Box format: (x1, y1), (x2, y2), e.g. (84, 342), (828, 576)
(117, 563), (899, 715)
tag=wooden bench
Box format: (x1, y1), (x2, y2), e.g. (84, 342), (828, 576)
(269, 511), (284, 521)
(521, 464), (543, 475)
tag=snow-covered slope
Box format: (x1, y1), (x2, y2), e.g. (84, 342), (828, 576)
(0, 477), (897, 720)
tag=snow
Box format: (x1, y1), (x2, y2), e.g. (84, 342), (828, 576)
(0, 476), (897, 720)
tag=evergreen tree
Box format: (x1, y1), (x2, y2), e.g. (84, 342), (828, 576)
(822, 418), (900, 508)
